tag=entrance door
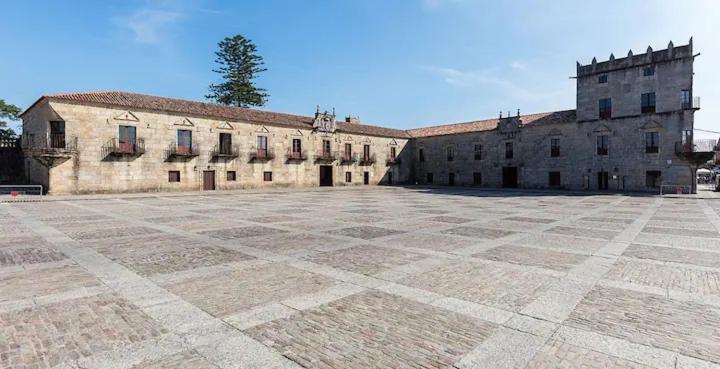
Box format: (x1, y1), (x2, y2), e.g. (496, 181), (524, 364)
(203, 171), (215, 191)
(49, 121), (65, 148)
(387, 172), (393, 185)
(448, 173), (455, 186)
(319, 166), (333, 186)
(598, 171), (609, 190)
(363, 172), (370, 185)
(502, 167), (518, 188)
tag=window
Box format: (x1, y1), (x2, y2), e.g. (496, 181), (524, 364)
(550, 138), (560, 157)
(363, 144), (370, 161)
(49, 121), (66, 148)
(322, 139), (331, 155)
(345, 172), (352, 183)
(549, 172), (561, 186)
(177, 130), (192, 154)
(257, 135), (268, 157)
(643, 66), (655, 76)
(168, 171), (180, 182)
(645, 132), (659, 153)
(263, 171), (273, 182)
(681, 89), (691, 109)
(344, 143), (352, 160)
(596, 135), (609, 155)
(641, 92), (656, 114)
(390, 147), (396, 160)
(473, 172), (482, 185)
(598, 74), (608, 84)
(599, 98), (612, 119)
(219, 133), (232, 154)
(426, 172), (434, 184)
(646, 171), (661, 188)
(448, 173), (455, 186)
(118, 125), (136, 152)
(292, 138), (302, 158)
(227, 171), (236, 181)
(474, 144), (482, 160)
(418, 148), (425, 162)
(446, 146), (454, 161)
(505, 142), (513, 159)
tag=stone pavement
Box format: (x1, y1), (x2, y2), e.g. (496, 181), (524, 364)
(1, 187), (720, 369)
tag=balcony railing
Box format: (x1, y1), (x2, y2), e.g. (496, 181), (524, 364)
(681, 96), (701, 110)
(286, 149), (308, 161)
(25, 134), (78, 154)
(103, 138), (145, 157)
(210, 144), (239, 159)
(166, 143), (199, 160)
(249, 147), (275, 161)
(675, 141), (715, 165)
(340, 153), (357, 165)
(359, 153), (376, 166)
(386, 155), (401, 165)
(314, 151), (337, 163)
(596, 147), (608, 156)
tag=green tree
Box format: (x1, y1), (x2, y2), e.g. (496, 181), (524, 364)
(0, 99), (21, 140)
(206, 35), (269, 108)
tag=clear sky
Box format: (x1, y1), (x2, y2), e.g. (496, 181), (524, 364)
(1, 0), (717, 138)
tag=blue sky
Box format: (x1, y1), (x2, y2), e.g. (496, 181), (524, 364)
(1, 0), (717, 138)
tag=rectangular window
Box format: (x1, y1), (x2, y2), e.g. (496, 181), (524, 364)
(645, 132), (659, 153)
(168, 171), (180, 183)
(596, 135), (609, 155)
(474, 144), (482, 160)
(473, 172), (482, 185)
(219, 133), (232, 154)
(505, 142), (513, 159)
(363, 144), (370, 161)
(643, 66), (655, 76)
(292, 138), (302, 158)
(118, 125), (137, 153)
(426, 172), (433, 184)
(263, 171), (272, 182)
(641, 92), (656, 114)
(598, 74), (608, 84)
(344, 143), (352, 160)
(418, 148), (425, 162)
(681, 89), (691, 109)
(345, 172), (352, 183)
(549, 172), (561, 186)
(49, 121), (66, 148)
(227, 171), (236, 181)
(646, 170), (661, 188)
(446, 147), (454, 161)
(257, 135), (268, 157)
(599, 98), (612, 119)
(550, 138), (560, 157)
(390, 147), (396, 160)
(177, 130), (192, 154)
(322, 139), (331, 155)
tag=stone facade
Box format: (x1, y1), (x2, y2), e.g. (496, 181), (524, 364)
(19, 40), (700, 194)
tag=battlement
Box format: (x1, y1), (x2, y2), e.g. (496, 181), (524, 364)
(576, 38), (694, 77)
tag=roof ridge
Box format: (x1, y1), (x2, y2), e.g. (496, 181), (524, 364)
(407, 109), (577, 132)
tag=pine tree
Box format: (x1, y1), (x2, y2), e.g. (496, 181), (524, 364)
(206, 35), (269, 107)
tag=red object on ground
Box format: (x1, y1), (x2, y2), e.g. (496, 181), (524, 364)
(10, 191), (18, 197)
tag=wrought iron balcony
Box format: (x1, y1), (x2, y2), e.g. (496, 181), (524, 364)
(386, 155), (401, 165)
(314, 151), (337, 163)
(103, 138), (145, 157)
(675, 141), (715, 165)
(210, 144), (239, 159)
(340, 153), (357, 165)
(166, 143), (199, 160)
(359, 153), (376, 166)
(286, 149), (308, 162)
(23, 134), (78, 167)
(682, 97), (701, 110)
(249, 147), (275, 161)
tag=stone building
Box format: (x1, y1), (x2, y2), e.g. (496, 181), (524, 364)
(20, 39), (705, 194)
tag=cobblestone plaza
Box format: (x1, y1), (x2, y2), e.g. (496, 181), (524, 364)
(2, 187), (719, 369)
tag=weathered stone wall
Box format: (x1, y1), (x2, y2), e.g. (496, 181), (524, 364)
(22, 101), (410, 194)
(412, 112), (693, 192)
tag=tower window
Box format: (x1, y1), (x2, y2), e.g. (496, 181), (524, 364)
(643, 66), (655, 76)
(598, 74), (608, 84)
(599, 98), (612, 119)
(641, 92), (656, 114)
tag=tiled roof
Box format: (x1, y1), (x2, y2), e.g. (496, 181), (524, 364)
(31, 91), (411, 138)
(406, 110), (577, 138)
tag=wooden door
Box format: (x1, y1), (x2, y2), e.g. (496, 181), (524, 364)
(203, 171), (215, 191)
